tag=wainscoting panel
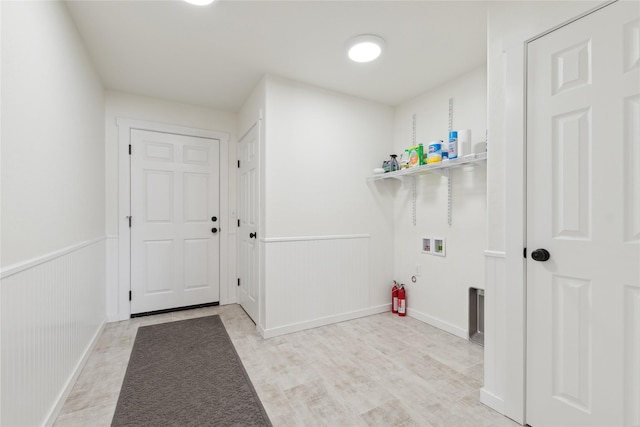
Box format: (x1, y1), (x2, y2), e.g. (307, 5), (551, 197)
(263, 235), (378, 337)
(480, 251), (507, 414)
(1, 238), (106, 426)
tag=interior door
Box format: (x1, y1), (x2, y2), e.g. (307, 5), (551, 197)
(526, 2), (640, 426)
(130, 129), (220, 314)
(238, 123), (260, 323)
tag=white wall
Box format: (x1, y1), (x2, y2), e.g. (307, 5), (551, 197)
(484, 1), (606, 423)
(104, 91), (238, 320)
(1, 1), (105, 267)
(392, 66), (487, 338)
(259, 75), (396, 335)
(1, 1), (106, 425)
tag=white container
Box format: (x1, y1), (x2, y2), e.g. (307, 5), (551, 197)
(427, 140), (442, 164)
(457, 129), (472, 157)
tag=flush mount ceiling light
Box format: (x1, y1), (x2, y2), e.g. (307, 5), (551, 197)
(347, 35), (385, 63)
(183, 0), (215, 5)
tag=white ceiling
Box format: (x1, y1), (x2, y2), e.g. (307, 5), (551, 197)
(65, 1), (488, 112)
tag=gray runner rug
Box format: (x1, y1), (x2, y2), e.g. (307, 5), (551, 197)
(111, 315), (271, 427)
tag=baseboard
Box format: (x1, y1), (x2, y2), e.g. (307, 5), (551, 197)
(44, 317), (107, 427)
(407, 307), (468, 340)
(260, 304), (390, 338)
(480, 387), (506, 415)
(257, 324), (267, 338)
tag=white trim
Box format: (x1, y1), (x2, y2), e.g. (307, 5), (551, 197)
(484, 250), (506, 258)
(504, 41), (527, 424)
(259, 304), (389, 338)
(221, 295), (238, 306)
(116, 118), (230, 142)
(44, 318), (106, 427)
(106, 236), (119, 322)
(480, 388), (506, 415)
(262, 234), (370, 243)
(499, 1), (613, 52)
(116, 118), (230, 321)
(0, 236), (106, 279)
(407, 307), (468, 340)
(501, 4), (614, 424)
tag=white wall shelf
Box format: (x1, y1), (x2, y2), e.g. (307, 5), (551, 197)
(368, 151), (486, 225)
(367, 151), (486, 182)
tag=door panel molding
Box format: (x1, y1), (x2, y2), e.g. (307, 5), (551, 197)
(116, 118), (229, 321)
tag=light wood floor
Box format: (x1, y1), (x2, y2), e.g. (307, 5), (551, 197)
(54, 304), (519, 427)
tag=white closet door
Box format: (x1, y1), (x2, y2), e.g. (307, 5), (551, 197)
(238, 123), (260, 323)
(526, 2), (640, 426)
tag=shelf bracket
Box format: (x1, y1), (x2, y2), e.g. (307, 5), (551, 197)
(412, 176), (417, 226)
(448, 97), (454, 226)
(447, 174), (453, 226)
(412, 113), (417, 226)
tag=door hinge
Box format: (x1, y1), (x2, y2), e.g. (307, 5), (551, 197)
(523, 247), (527, 258)
(129, 291), (132, 301)
(128, 216), (132, 228)
(237, 219), (240, 227)
(237, 278), (240, 287)
(129, 144), (132, 155)
(237, 160), (240, 168)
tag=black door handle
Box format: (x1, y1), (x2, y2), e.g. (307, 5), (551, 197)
(531, 248), (550, 262)
(249, 232), (256, 239)
(211, 228), (218, 234)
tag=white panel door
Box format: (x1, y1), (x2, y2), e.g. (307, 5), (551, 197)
(131, 129), (220, 314)
(238, 124), (259, 323)
(526, 2), (640, 426)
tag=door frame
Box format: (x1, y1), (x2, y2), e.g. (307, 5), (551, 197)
(116, 118), (229, 321)
(501, 1), (616, 424)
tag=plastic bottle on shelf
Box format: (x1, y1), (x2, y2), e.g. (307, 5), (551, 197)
(399, 149), (410, 169)
(390, 154), (399, 171)
(448, 131), (458, 159)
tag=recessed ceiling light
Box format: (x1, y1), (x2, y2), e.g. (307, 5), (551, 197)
(347, 35), (385, 63)
(183, 0), (215, 5)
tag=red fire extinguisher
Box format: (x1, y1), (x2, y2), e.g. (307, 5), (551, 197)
(397, 284), (406, 317)
(392, 281), (399, 313)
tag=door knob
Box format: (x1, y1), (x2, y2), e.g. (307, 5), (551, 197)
(249, 232), (256, 239)
(211, 227), (218, 234)
(531, 248), (550, 262)
(211, 216), (217, 222)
